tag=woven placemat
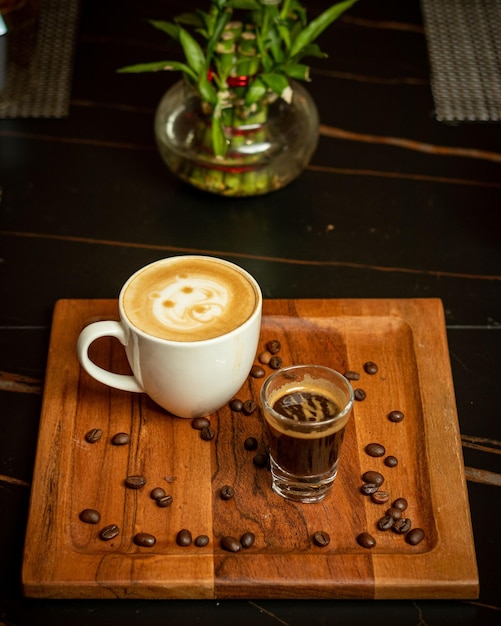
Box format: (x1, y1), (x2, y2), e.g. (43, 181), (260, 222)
(0, 0), (80, 118)
(421, 0), (501, 122)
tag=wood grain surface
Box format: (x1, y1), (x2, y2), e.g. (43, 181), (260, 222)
(21, 298), (478, 599)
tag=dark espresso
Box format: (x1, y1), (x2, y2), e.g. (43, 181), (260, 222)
(266, 390), (348, 477)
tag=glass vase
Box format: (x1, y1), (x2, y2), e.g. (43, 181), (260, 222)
(154, 79), (319, 197)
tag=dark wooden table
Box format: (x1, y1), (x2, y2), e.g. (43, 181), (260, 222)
(1, 0), (500, 624)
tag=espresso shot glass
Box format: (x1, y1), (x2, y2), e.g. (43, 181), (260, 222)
(260, 365), (354, 503)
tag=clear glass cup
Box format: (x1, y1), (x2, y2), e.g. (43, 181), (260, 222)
(260, 364), (354, 503)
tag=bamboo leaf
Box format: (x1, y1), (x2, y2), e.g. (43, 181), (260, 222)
(289, 0), (357, 58)
(174, 12), (205, 28)
(261, 72), (290, 97)
(244, 77), (268, 105)
(179, 26), (207, 76)
(117, 60), (196, 80)
(283, 62), (310, 81)
(148, 20), (179, 41)
(197, 73), (218, 106)
(228, 0), (260, 9)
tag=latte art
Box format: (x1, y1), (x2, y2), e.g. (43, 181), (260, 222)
(122, 256), (258, 342)
(150, 274), (229, 331)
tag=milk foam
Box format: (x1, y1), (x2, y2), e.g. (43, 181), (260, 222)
(150, 274), (229, 332)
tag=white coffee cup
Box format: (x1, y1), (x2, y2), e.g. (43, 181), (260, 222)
(77, 255), (262, 418)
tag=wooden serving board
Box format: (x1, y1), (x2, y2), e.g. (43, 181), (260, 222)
(22, 298), (478, 599)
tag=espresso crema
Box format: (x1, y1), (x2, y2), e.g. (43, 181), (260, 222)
(122, 257), (258, 341)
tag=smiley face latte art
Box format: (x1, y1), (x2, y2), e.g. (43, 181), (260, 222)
(122, 257), (258, 342)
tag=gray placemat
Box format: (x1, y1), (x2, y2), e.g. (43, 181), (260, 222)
(0, 0), (80, 118)
(421, 0), (501, 122)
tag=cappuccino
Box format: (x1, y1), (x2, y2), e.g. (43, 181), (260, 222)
(122, 256), (259, 342)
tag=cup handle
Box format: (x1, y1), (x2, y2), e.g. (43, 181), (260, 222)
(76, 321), (143, 393)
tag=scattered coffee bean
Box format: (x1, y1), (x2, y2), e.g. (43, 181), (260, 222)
(79, 508), (101, 524)
(354, 388), (366, 401)
(195, 535), (210, 547)
(85, 428), (102, 443)
(111, 432), (130, 446)
(156, 495), (173, 508)
(357, 532), (376, 548)
(252, 453), (269, 468)
(365, 442), (385, 457)
(386, 507), (403, 520)
(363, 361), (378, 375)
(221, 536), (242, 552)
(250, 365), (265, 378)
(361, 482), (379, 495)
(244, 436), (258, 451)
(406, 528), (425, 545)
(99, 524), (120, 541)
(344, 370), (360, 381)
(269, 355), (282, 369)
(362, 471), (384, 486)
(377, 515), (395, 531)
(201, 426), (215, 441)
(240, 532), (256, 549)
(242, 399), (257, 415)
(388, 410), (404, 423)
(220, 485), (235, 500)
(258, 351), (272, 364)
(384, 455), (398, 468)
(313, 530), (331, 547)
(371, 490), (390, 505)
(150, 487), (166, 500)
(266, 340), (281, 355)
(392, 518), (412, 534)
(192, 417), (210, 430)
(134, 532), (156, 547)
(229, 398), (244, 412)
(176, 529), (192, 546)
(125, 475), (147, 489)
(392, 497), (408, 511)
(164, 475), (177, 483)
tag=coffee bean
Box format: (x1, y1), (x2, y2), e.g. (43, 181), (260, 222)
(150, 487), (166, 500)
(242, 400), (257, 415)
(388, 410), (404, 423)
(258, 351), (272, 364)
(377, 515), (395, 531)
(252, 453), (268, 468)
(363, 361), (378, 375)
(229, 398), (244, 412)
(99, 524), (120, 541)
(201, 426), (215, 441)
(221, 536), (242, 552)
(220, 485), (235, 500)
(85, 428), (102, 443)
(354, 388), (366, 401)
(250, 365), (265, 378)
(79, 508), (101, 524)
(266, 340), (281, 355)
(361, 482), (379, 495)
(244, 436), (258, 451)
(357, 532), (376, 548)
(313, 530), (330, 547)
(134, 532), (156, 547)
(406, 528), (425, 545)
(371, 490), (390, 505)
(344, 370), (360, 381)
(156, 495), (173, 508)
(176, 529), (192, 546)
(384, 455), (398, 468)
(392, 497), (408, 511)
(125, 475), (147, 489)
(386, 507), (403, 520)
(240, 532), (256, 549)
(362, 471), (384, 486)
(195, 535), (210, 547)
(111, 432), (130, 445)
(269, 355), (282, 369)
(192, 417), (210, 430)
(365, 443), (385, 457)
(392, 518), (412, 534)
